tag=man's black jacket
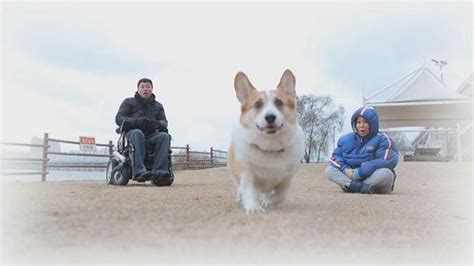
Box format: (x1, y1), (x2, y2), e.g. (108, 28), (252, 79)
(115, 92), (168, 133)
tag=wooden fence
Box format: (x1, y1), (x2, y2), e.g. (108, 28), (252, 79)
(170, 145), (227, 170)
(0, 133), (227, 181)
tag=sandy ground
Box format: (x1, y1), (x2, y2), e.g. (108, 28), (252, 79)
(0, 162), (472, 264)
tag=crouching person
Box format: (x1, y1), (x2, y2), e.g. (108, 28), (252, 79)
(326, 107), (399, 194)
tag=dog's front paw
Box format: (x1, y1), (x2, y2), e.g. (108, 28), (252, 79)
(243, 202), (266, 214)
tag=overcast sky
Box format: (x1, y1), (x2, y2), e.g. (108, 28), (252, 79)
(1, 1), (472, 151)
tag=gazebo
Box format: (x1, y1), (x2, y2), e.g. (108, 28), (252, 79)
(365, 66), (473, 160)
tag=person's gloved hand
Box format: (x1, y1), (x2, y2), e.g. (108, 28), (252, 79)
(146, 119), (160, 131)
(156, 121), (167, 131)
(135, 117), (152, 129)
(144, 119), (167, 132)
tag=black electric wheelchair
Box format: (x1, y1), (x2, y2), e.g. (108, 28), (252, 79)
(106, 124), (174, 187)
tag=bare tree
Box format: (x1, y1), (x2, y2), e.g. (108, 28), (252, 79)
(297, 95), (345, 163)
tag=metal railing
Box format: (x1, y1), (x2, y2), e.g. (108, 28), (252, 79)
(1, 133), (227, 181)
(171, 145), (227, 170)
(0, 139), (51, 180)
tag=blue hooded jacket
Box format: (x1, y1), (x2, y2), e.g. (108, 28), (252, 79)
(330, 107), (399, 180)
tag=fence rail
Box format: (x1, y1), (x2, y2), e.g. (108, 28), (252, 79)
(1, 133), (227, 181)
(0, 171), (49, 176)
(0, 141), (49, 148)
(47, 151), (111, 157)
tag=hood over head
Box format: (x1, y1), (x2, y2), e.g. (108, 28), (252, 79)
(351, 106), (379, 138)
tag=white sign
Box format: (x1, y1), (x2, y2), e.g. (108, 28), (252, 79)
(79, 136), (96, 152)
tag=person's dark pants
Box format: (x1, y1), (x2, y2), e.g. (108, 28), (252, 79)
(126, 129), (171, 176)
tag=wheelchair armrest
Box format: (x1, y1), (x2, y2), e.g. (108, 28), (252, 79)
(116, 121), (129, 134)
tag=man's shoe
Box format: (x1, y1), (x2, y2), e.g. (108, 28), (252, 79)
(152, 170), (171, 180)
(135, 171), (153, 182)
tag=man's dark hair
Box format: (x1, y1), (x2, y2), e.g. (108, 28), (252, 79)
(137, 78), (153, 88)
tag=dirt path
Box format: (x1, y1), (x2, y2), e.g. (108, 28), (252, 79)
(1, 162), (472, 264)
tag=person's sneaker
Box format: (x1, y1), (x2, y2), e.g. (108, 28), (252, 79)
(348, 180), (363, 192)
(135, 171), (153, 182)
(152, 170), (171, 180)
(340, 184), (351, 193)
(360, 183), (374, 194)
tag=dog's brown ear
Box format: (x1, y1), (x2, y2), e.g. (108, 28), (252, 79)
(277, 69), (296, 97)
(234, 71), (256, 103)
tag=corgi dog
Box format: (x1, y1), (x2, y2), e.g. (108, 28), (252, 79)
(228, 69), (305, 214)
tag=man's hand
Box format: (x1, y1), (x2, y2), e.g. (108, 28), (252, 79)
(156, 121), (167, 131)
(145, 119), (167, 132)
(136, 117), (152, 129)
(147, 120), (158, 131)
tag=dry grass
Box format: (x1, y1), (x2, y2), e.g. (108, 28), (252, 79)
(1, 162), (472, 264)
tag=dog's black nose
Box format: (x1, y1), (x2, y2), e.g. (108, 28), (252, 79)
(265, 114), (276, 124)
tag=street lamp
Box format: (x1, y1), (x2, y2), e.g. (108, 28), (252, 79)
(431, 59), (447, 84)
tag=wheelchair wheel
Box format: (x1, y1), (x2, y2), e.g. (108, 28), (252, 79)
(114, 167), (131, 186)
(106, 160), (118, 184)
(106, 160), (131, 186)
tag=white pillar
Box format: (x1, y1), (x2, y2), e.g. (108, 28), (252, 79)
(456, 122), (462, 162)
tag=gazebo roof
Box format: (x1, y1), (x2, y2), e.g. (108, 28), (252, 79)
(366, 66), (470, 104)
(364, 66), (473, 129)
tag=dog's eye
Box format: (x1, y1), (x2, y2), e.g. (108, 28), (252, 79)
(254, 100), (264, 109)
(274, 98), (284, 107)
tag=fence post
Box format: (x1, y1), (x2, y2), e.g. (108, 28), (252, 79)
(108, 140), (113, 157)
(41, 133), (49, 182)
(210, 147), (214, 167)
(186, 144), (190, 169)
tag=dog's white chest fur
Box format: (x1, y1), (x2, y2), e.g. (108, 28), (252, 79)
(232, 126), (304, 191)
(230, 123), (304, 213)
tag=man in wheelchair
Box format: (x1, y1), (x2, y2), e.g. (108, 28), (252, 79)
(108, 78), (173, 186)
